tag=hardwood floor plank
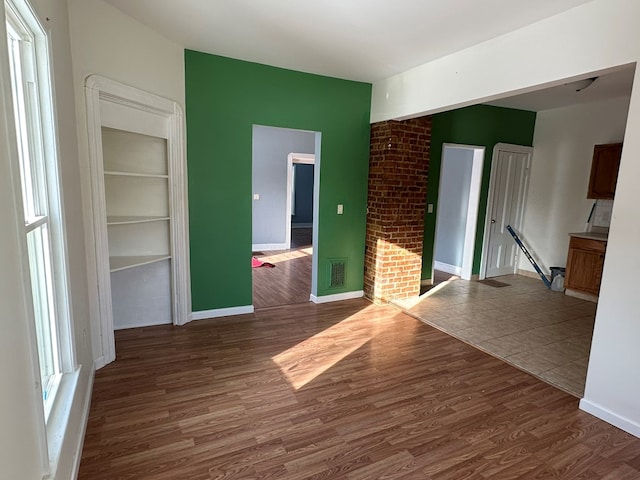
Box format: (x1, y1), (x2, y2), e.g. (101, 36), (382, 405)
(79, 299), (640, 479)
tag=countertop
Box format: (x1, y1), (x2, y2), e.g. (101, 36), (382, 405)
(569, 231), (608, 241)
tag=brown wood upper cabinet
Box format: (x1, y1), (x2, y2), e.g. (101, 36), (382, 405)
(587, 143), (622, 199)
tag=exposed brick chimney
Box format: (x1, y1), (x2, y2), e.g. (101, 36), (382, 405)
(364, 117), (431, 303)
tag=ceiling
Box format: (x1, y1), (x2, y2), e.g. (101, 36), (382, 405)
(104, 0), (593, 83)
(103, 0), (635, 112)
(487, 65), (635, 112)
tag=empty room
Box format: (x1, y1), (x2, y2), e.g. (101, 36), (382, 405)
(2, 1), (640, 479)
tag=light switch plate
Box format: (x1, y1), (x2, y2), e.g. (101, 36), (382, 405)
(337, 204), (344, 214)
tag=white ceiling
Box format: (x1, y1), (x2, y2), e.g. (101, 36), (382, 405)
(103, 0), (593, 82)
(487, 65), (635, 112)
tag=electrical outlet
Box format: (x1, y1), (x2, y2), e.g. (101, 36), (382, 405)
(253, 193), (260, 200)
(427, 203), (434, 214)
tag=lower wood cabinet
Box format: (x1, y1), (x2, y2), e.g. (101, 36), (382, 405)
(564, 236), (606, 296)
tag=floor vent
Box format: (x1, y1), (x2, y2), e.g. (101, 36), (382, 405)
(329, 259), (347, 288)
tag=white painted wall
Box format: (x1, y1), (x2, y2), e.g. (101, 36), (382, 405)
(519, 97), (630, 274)
(0, 0), (94, 477)
(67, 0), (185, 364)
(372, 0), (640, 437)
(434, 147), (474, 270)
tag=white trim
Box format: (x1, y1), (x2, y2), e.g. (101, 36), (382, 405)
(191, 305), (255, 321)
(114, 319), (172, 331)
(579, 398), (640, 438)
(70, 368), (94, 480)
(479, 143), (533, 280)
(434, 261), (462, 276)
(420, 278), (433, 286)
(286, 153), (315, 251)
(310, 290), (364, 304)
(252, 243), (288, 252)
(311, 134), (322, 299)
(93, 356), (108, 371)
(290, 153), (315, 164)
(84, 75), (190, 367)
(461, 148), (484, 280)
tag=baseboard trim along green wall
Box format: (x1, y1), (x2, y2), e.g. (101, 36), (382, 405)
(422, 105), (536, 281)
(185, 50), (372, 311)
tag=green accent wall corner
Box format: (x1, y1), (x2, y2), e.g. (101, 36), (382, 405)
(185, 50), (372, 311)
(422, 104), (537, 280)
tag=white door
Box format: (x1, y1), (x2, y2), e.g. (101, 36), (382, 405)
(483, 144), (532, 278)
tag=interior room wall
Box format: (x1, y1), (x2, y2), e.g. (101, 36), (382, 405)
(67, 0), (185, 363)
(434, 147), (474, 272)
(0, 0), (94, 477)
(252, 125), (315, 247)
(186, 50), (371, 311)
(519, 96), (630, 274)
(372, 0), (640, 437)
(422, 105), (536, 280)
(293, 164), (314, 226)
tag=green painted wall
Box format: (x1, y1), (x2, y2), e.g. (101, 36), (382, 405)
(422, 105), (536, 280)
(185, 50), (372, 311)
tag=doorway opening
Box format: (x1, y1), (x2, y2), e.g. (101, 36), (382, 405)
(251, 125), (320, 309)
(431, 144), (485, 288)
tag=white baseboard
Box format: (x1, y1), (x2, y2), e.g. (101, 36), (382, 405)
(310, 290), (364, 304)
(579, 398), (640, 438)
(517, 268), (540, 279)
(94, 355), (108, 370)
(113, 319), (172, 330)
(253, 243), (288, 251)
(434, 261), (462, 276)
(191, 305), (254, 321)
(420, 278), (433, 286)
(292, 223), (312, 228)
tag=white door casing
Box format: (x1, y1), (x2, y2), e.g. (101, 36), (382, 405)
(286, 153), (315, 250)
(84, 75), (190, 369)
(481, 143), (533, 279)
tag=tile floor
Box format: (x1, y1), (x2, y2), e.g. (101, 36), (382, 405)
(393, 274), (597, 397)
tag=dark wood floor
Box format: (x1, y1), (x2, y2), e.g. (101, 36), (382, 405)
(252, 228), (312, 309)
(79, 299), (640, 479)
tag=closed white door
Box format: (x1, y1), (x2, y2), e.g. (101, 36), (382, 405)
(484, 145), (532, 278)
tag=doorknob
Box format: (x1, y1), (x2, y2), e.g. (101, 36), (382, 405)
(491, 219), (496, 224)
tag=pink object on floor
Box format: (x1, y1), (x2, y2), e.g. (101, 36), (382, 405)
(252, 256), (275, 268)
(252, 256), (263, 268)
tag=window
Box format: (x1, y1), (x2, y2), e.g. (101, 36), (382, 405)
(5, 0), (72, 420)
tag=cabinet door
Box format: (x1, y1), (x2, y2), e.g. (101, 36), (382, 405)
(588, 143), (622, 199)
(565, 248), (604, 295)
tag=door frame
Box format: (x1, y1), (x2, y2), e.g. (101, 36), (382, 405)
(479, 143), (533, 280)
(84, 75), (190, 369)
(432, 143), (485, 281)
(286, 153), (315, 250)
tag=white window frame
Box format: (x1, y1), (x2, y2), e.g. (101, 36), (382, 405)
(4, 0), (75, 425)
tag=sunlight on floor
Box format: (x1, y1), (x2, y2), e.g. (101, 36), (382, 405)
(395, 277), (457, 309)
(259, 247), (312, 265)
(272, 304), (383, 389)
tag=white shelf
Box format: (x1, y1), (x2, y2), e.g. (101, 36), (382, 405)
(104, 170), (169, 179)
(109, 255), (170, 273)
(107, 216), (169, 225)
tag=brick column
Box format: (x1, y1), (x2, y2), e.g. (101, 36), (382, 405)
(364, 117), (431, 304)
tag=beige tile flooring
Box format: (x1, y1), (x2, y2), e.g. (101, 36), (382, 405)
(393, 274), (597, 397)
